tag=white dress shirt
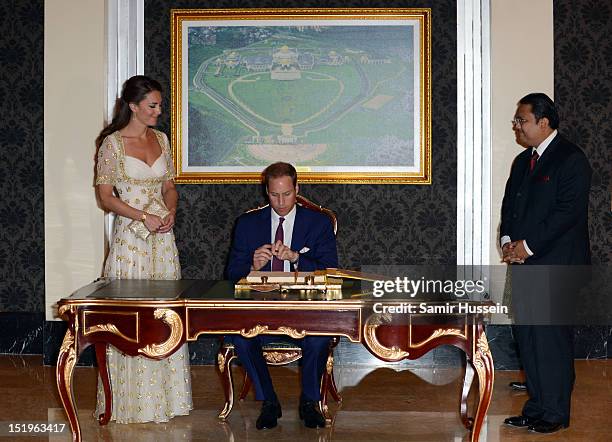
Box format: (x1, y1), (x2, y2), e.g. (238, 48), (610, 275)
(271, 205), (296, 271)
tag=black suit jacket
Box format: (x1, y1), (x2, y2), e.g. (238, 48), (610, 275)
(500, 133), (591, 265)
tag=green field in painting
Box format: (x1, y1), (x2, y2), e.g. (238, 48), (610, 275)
(192, 61), (368, 138)
(230, 73), (342, 125)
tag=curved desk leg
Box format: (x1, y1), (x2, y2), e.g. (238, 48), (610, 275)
(238, 371), (251, 401)
(95, 343), (112, 425)
(460, 358), (475, 429)
(328, 337), (342, 403)
(56, 326), (81, 442)
(470, 328), (494, 442)
(217, 346), (237, 420)
(329, 366), (342, 403)
(319, 356), (332, 425)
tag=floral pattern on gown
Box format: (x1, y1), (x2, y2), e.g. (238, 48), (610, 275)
(94, 129), (192, 423)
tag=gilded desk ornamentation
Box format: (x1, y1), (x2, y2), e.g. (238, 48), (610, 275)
(138, 308), (183, 358)
(363, 313), (410, 361)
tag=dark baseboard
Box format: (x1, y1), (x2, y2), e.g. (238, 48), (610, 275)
(486, 325), (521, 370)
(0, 312), (44, 354)
(42, 320), (95, 366)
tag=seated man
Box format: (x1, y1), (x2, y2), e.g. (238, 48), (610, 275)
(226, 162), (338, 430)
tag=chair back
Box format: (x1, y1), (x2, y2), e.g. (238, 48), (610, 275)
(296, 195), (338, 236)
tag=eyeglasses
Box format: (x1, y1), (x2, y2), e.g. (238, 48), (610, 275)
(511, 117), (528, 127)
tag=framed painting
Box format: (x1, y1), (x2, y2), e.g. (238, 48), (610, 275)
(171, 8), (431, 184)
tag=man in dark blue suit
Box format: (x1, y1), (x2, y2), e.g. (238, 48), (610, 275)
(501, 94), (591, 434)
(226, 162), (338, 430)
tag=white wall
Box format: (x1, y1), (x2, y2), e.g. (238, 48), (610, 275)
(44, 0), (106, 320)
(489, 0), (554, 300)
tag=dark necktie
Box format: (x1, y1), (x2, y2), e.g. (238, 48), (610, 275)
(272, 217), (285, 271)
(529, 151), (539, 172)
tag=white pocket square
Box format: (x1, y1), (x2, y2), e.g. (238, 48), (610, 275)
(299, 247), (310, 254)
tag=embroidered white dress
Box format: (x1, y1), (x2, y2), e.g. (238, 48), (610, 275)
(95, 129), (192, 423)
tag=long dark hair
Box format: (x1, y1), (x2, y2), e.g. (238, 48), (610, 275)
(96, 75), (162, 148)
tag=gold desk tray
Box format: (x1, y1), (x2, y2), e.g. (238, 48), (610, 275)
(236, 268), (387, 293)
(237, 270), (342, 292)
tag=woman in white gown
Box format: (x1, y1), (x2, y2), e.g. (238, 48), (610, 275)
(94, 75), (192, 423)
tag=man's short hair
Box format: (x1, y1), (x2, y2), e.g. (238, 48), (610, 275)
(262, 162), (298, 188)
(518, 93), (560, 129)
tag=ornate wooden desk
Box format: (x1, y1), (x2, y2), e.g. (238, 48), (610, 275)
(56, 279), (493, 442)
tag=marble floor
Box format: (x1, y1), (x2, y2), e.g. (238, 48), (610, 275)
(0, 356), (610, 441)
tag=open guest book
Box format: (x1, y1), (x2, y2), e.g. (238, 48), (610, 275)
(246, 270), (328, 284)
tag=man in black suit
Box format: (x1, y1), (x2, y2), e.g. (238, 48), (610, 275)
(500, 93), (591, 434)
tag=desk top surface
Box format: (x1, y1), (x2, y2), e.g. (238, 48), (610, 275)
(62, 278), (479, 304)
(66, 279), (367, 301)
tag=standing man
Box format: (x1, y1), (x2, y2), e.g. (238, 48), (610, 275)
(226, 162), (338, 430)
(501, 93), (591, 434)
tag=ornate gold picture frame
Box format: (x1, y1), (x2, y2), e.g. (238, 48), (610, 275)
(171, 8), (431, 184)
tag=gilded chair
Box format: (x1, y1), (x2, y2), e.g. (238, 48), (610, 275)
(217, 195), (341, 423)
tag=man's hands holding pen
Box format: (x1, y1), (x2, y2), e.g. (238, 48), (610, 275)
(252, 241), (299, 271)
